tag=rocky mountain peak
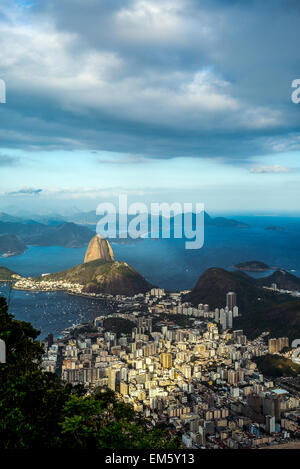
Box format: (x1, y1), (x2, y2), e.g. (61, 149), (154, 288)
(84, 235), (114, 264)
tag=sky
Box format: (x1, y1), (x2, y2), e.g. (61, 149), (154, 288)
(0, 0), (300, 214)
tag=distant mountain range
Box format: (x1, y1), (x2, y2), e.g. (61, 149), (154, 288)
(203, 212), (249, 228)
(0, 212), (25, 223)
(0, 211), (250, 253)
(0, 211), (66, 224)
(0, 221), (94, 249)
(22, 223), (94, 248)
(0, 234), (27, 257)
(66, 210), (250, 230)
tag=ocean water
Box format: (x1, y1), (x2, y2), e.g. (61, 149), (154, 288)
(112, 216), (300, 290)
(1, 215), (300, 335)
(0, 245), (87, 277)
(0, 283), (111, 339)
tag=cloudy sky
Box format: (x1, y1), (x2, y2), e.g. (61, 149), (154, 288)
(0, 0), (300, 214)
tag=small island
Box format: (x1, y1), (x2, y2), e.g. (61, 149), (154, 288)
(266, 226), (285, 231)
(233, 260), (271, 272)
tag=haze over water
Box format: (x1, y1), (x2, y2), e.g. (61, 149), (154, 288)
(1, 215), (300, 337)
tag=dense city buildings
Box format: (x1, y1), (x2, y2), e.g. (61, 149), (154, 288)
(268, 338), (289, 354)
(42, 288), (300, 449)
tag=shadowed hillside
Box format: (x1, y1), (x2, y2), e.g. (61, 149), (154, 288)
(39, 259), (151, 296)
(186, 267), (300, 340)
(256, 269), (300, 291)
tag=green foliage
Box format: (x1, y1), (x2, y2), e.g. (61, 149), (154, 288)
(59, 392), (179, 449)
(236, 300), (300, 341)
(0, 370), (76, 448)
(103, 317), (135, 337)
(253, 354), (300, 378)
(153, 313), (191, 330)
(39, 259), (150, 295)
(0, 266), (16, 281)
(0, 296), (44, 384)
(0, 296), (179, 449)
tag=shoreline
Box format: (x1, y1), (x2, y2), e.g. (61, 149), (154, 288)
(11, 285), (111, 301)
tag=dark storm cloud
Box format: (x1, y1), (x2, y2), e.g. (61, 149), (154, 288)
(0, 0), (300, 161)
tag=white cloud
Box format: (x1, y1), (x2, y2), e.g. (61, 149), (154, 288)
(249, 165), (293, 174)
(0, 0), (298, 159)
(0, 3), (283, 137)
(116, 0), (184, 41)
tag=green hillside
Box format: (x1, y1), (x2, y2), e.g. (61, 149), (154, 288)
(253, 354), (300, 378)
(235, 300), (300, 341)
(186, 267), (283, 311)
(103, 317), (136, 336)
(256, 269), (300, 291)
(187, 267), (300, 340)
(0, 265), (18, 281)
(39, 259), (151, 296)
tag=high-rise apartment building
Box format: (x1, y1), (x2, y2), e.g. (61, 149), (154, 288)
(268, 337), (289, 354)
(226, 292), (237, 310)
(107, 368), (117, 391)
(266, 415), (276, 434)
(160, 352), (172, 369)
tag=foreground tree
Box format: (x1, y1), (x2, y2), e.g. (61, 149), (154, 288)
(0, 297), (180, 449)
